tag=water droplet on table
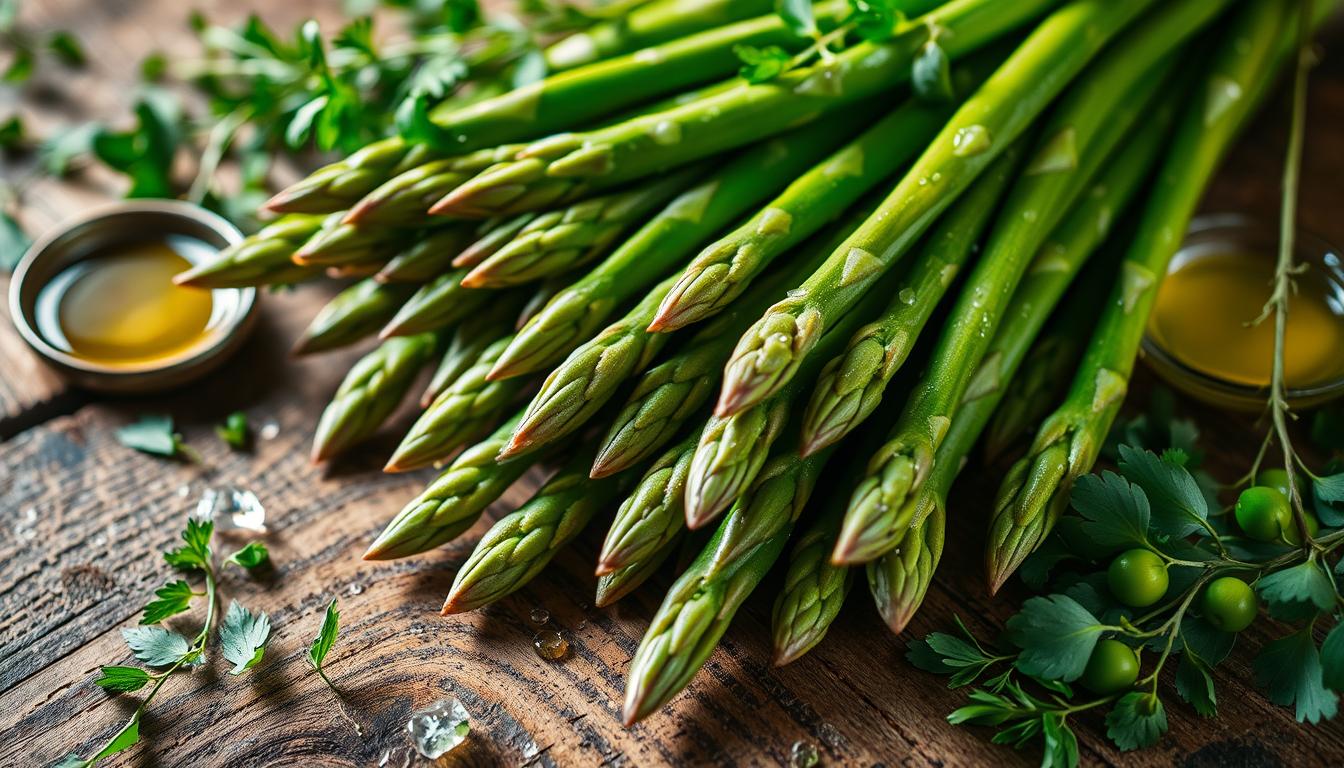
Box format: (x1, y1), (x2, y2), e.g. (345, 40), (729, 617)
(347, 582), (364, 596)
(194, 487), (266, 532)
(407, 697), (471, 759)
(790, 740), (820, 767)
(259, 419), (281, 441)
(530, 607), (550, 625)
(534, 629), (569, 661)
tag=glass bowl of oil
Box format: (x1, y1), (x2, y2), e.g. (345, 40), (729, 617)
(1141, 214), (1344, 411)
(8, 200), (255, 392)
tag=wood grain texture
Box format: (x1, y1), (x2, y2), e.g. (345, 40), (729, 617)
(3, 2), (1344, 766)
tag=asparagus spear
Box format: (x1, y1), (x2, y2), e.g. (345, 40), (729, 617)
(463, 165), (706, 288)
(648, 57), (998, 333)
(453, 214), (539, 269)
(594, 540), (680, 607)
(345, 144), (523, 227)
(441, 446), (637, 613)
(432, 0), (1060, 218)
(714, 0), (1164, 419)
(386, 335), (527, 472)
(375, 226), (478, 284)
(173, 214), (326, 288)
(833, 33), (1199, 565)
(293, 279), (416, 355)
(985, 0), (1289, 593)
(420, 296), (527, 408)
(267, 4), (847, 214)
(311, 333), (439, 462)
(597, 433), (697, 576)
(290, 216), (415, 268)
(623, 444), (832, 724)
(686, 266), (897, 528)
(543, 0), (774, 70)
(771, 498), (852, 666)
(365, 413), (539, 560)
(797, 142), (1023, 456)
(590, 199), (880, 478)
(487, 114), (865, 381)
(379, 267), (490, 338)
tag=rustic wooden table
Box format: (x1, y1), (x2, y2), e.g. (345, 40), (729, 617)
(4, 2), (1344, 766)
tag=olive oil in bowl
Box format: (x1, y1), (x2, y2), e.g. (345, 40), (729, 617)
(1142, 216), (1344, 409)
(34, 238), (223, 368)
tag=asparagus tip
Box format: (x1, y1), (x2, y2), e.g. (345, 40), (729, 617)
(594, 560), (616, 577)
(262, 187), (302, 213)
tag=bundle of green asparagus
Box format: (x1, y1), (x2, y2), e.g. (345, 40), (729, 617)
(176, 0), (1326, 748)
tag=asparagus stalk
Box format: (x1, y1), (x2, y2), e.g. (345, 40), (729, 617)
(345, 144), (523, 227)
(833, 40), (1194, 565)
(623, 444), (832, 723)
(543, 0), (774, 70)
(594, 540), (680, 607)
(173, 214), (326, 288)
(386, 335), (528, 472)
(375, 226), (478, 284)
(597, 433), (697, 576)
(365, 413), (538, 560)
(797, 142), (1023, 456)
(379, 267), (490, 338)
(441, 446), (637, 613)
(590, 199), (881, 478)
(453, 214), (539, 269)
(311, 333), (439, 462)
(463, 165), (706, 288)
(420, 295), (527, 408)
(264, 137), (438, 214)
(685, 267), (897, 528)
(648, 57), (998, 333)
(985, 0), (1289, 593)
(487, 114), (865, 381)
(771, 498), (852, 666)
(714, 0), (1163, 419)
(291, 217), (414, 268)
(432, 0), (1059, 218)
(293, 279), (416, 355)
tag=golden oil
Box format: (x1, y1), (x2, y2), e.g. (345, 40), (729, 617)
(35, 237), (220, 367)
(1147, 249), (1344, 389)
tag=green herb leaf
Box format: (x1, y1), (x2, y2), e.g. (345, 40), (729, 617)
(1006, 594), (1105, 682)
(122, 626), (192, 667)
(52, 753), (85, 768)
(1314, 472), (1344, 528)
(1116, 445), (1207, 538)
(1105, 692), (1167, 751)
(115, 415), (190, 458)
(1175, 645), (1217, 717)
(1321, 623), (1344, 692)
(1254, 628), (1339, 723)
(308, 598), (340, 670)
(94, 665), (152, 693)
(140, 52), (166, 81)
(3, 47), (33, 83)
(1068, 471), (1150, 554)
(734, 44), (790, 84)
(1180, 613), (1235, 666)
(141, 579), (196, 625)
(216, 411), (250, 450)
(38, 122), (97, 175)
(1040, 712), (1079, 768)
(163, 518), (213, 570)
(0, 207), (30, 271)
(47, 31), (87, 67)
(0, 114), (23, 150)
(224, 541), (269, 570)
(777, 0), (817, 38)
(849, 0), (904, 42)
(219, 600), (271, 675)
(95, 717), (140, 760)
(911, 40), (953, 102)
(1256, 560), (1336, 614)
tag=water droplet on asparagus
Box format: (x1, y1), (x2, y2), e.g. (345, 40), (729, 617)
(899, 288), (916, 306)
(952, 125), (991, 157)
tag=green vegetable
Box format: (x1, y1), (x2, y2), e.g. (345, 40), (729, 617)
(115, 415), (194, 461)
(543, 0), (775, 70)
(1236, 486), (1292, 541)
(1201, 577), (1257, 633)
(173, 214), (326, 289)
(215, 411), (251, 450)
(597, 434), (696, 577)
(984, 0), (1286, 590)
(311, 333), (439, 462)
(1079, 639), (1140, 695)
(1106, 548), (1168, 608)
(366, 413), (539, 559)
(771, 496), (852, 666)
(293, 279), (415, 355)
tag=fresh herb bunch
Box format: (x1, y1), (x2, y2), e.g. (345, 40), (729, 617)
(911, 430), (1344, 765)
(56, 518), (271, 768)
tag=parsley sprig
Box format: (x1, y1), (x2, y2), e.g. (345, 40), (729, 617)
(56, 519), (269, 768)
(913, 438), (1344, 765)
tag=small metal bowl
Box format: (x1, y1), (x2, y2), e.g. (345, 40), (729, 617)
(8, 200), (255, 393)
(1141, 214), (1344, 411)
